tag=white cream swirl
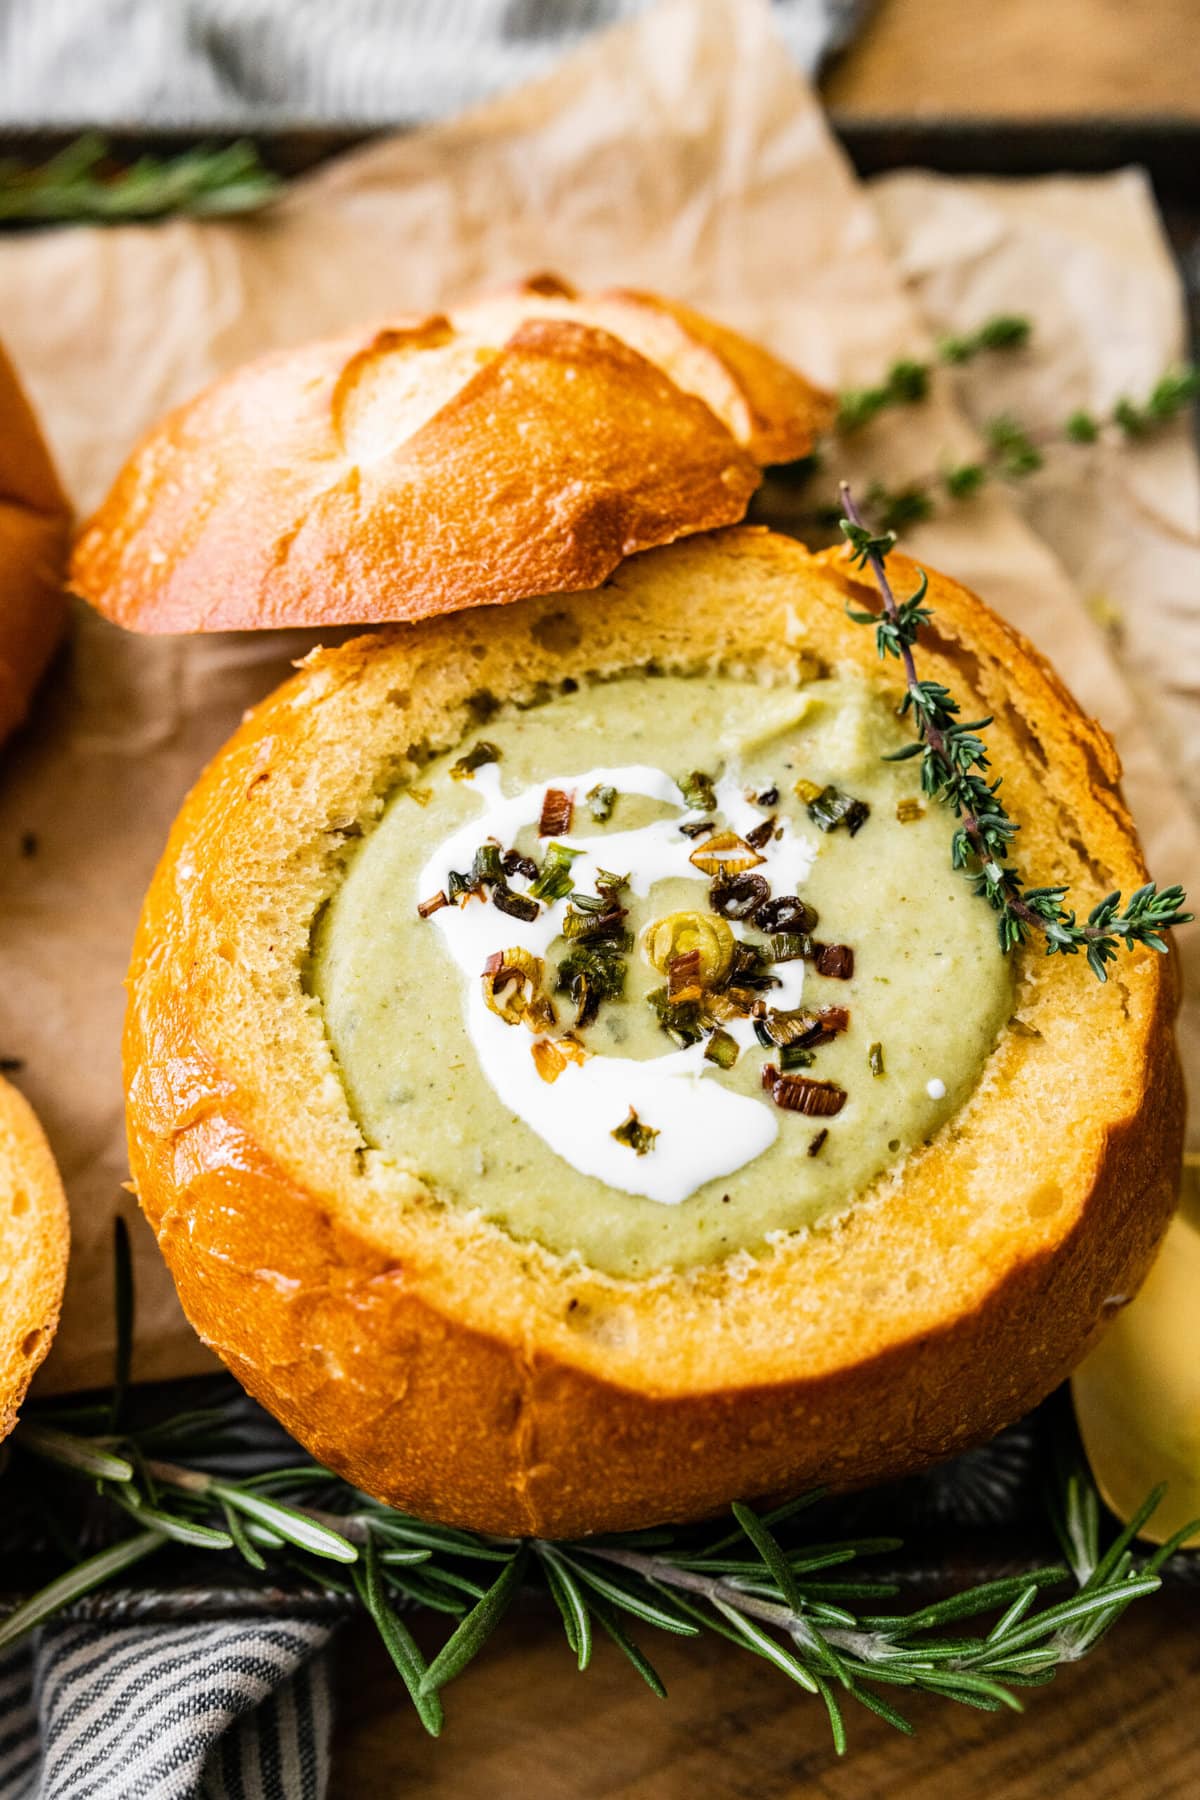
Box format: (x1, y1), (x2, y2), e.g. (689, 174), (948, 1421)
(417, 765), (818, 1205)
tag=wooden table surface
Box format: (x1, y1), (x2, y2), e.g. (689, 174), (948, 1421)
(334, 3), (1200, 1791)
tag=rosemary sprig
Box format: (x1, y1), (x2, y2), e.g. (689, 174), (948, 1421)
(0, 134), (281, 224)
(2, 1225), (1194, 1753)
(838, 483), (1192, 974)
(4, 1403), (1190, 1746)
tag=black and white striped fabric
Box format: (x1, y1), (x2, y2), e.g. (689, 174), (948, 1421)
(0, 1621), (335, 1799)
(0, 0), (872, 128)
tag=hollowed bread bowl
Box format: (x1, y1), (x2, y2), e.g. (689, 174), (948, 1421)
(120, 526), (1181, 1537)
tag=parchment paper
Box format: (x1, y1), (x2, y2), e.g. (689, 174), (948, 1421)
(0, 0), (1196, 1392)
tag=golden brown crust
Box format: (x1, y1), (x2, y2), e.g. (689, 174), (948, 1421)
(71, 278), (832, 637)
(124, 528), (1182, 1535)
(0, 1076), (70, 1441)
(0, 344), (70, 744)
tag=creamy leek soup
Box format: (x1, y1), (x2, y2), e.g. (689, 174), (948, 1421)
(311, 672), (1012, 1276)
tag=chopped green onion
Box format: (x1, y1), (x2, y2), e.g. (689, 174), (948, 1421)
(679, 771), (717, 811)
(530, 843), (582, 901)
(450, 741), (500, 780)
(611, 1108), (660, 1155)
(869, 1041), (885, 1077)
(587, 783), (617, 823)
(704, 1029), (739, 1070)
(807, 786), (870, 836)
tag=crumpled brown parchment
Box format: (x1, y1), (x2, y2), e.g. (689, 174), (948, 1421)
(0, 0), (1195, 1392)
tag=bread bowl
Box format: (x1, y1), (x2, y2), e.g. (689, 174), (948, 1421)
(0, 1075), (69, 1441)
(115, 522), (1181, 1537)
(0, 342), (69, 746)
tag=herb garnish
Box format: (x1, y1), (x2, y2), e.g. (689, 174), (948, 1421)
(539, 788), (574, 837)
(710, 872), (770, 919)
(482, 949), (555, 1031)
(813, 943), (855, 980)
(492, 884), (540, 924)
(556, 942), (627, 1027)
(587, 783), (617, 823)
(450, 741), (500, 780)
(806, 785), (871, 837)
(529, 843), (582, 902)
(745, 816), (777, 851)
(679, 771), (717, 811)
(611, 1108), (659, 1155)
(761, 1067), (848, 1117)
(868, 1042), (886, 1077)
(6, 1225), (1193, 1755)
(689, 830), (766, 878)
(703, 1028), (740, 1070)
(840, 484), (1193, 976)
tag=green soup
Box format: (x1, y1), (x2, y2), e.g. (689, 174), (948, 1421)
(312, 672), (1012, 1276)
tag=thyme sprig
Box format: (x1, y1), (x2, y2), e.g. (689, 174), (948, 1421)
(761, 314), (1199, 534)
(0, 134), (281, 224)
(0, 1225), (1195, 1750)
(838, 484), (1192, 975)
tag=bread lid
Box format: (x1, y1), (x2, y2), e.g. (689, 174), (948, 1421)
(0, 1075), (69, 1440)
(70, 276), (832, 635)
(0, 343), (70, 744)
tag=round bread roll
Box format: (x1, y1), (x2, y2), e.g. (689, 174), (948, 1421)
(0, 343), (69, 746)
(122, 527), (1181, 1537)
(0, 1076), (69, 1440)
(71, 275), (833, 636)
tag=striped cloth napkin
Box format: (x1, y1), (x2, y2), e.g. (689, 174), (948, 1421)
(0, 0), (872, 1792)
(0, 1622), (334, 1798)
(0, 0), (870, 127)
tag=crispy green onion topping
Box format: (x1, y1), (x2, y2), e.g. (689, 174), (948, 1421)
(868, 1041), (885, 1077)
(556, 941), (627, 1027)
(760, 1066), (848, 1117)
(611, 1108), (659, 1156)
(493, 883), (540, 924)
(807, 1127), (829, 1156)
(586, 783), (617, 823)
(807, 784), (870, 836)
(703, 1028), (739, 1070)
(646, 985), (706, 1048)
(780, 1044), (817, 1072)
(449, 740), (500, 780)
(678, 770), (717, 811)
(471, 841), (504, 886)
(768, 931), (815, 964)
(529, 843), (582, 902)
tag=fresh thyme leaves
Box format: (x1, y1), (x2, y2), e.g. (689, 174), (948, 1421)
(0, 135), (281, 224)
(838, 483), (1193, 977)
(611, 1107), (660, 1155)
(587, 783), (617, 823)
(4, 1221), (1195, 1751)
(760, 310), (1198, 534)
(449, 740), (500, 780)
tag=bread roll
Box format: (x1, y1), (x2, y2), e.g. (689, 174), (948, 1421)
(0, 344), (69, 746)
(0, 1076), (69, 1440)
(121, 527), (1180, 1536)
(71, 276), (833, 636)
